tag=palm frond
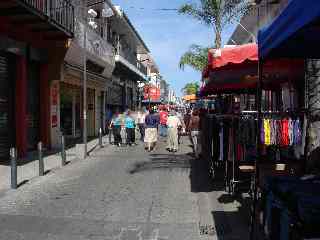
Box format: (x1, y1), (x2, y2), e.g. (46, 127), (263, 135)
(179, 44), (211, 72)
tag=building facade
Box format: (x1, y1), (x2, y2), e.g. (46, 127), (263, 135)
(106, 6), (149, 113)
(228, 0), (289, 45)
(50, 0), (115, 147)
(0, 0), (74, 158)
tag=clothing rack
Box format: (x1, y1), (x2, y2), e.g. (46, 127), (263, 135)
(249, 59), (310, 239)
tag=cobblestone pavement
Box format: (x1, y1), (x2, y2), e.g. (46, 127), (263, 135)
(0, 136), (249, 240)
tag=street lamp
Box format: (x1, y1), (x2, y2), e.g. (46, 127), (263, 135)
(81, 0), (114, 158)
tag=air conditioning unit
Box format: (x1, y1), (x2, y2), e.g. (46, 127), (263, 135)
(102, 4), (114, 18)
(88, 8), (97, 18)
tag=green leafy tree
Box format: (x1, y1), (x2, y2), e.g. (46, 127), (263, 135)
(182, 82), (200, 95)
(179, 0), (252, 49)
(179, 44), (210, 72)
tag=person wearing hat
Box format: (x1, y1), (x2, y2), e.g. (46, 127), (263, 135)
(166, 110), (182, 152)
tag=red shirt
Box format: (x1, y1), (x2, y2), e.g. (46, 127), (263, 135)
(159, 111), (168, 125)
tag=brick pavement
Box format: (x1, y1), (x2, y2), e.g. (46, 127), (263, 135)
(0, 136), (107, 193)
(0, 136), (250, 240)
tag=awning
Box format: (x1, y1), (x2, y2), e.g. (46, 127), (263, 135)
(258, 0), (320, 59)
(201, 43), (304, 96)
(208, 43), (258, 69)
(201, 44), (258, 94)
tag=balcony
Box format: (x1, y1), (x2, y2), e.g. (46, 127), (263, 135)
(115, 48), (148, 79)
(0, 0), (74, 38)
(65, 19), (115, 78)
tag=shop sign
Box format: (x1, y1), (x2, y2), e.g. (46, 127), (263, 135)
(144, 85), (161, 101)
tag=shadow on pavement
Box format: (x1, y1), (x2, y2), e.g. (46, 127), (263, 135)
(128, 153), (191, 174)
(211, 193), (251, 239)
(189, 158), (225, 193)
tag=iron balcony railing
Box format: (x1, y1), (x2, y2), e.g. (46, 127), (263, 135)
(17, 0), (75, 36)
(116, 48), (148, 76)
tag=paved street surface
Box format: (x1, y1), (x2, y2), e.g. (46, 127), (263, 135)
(0, 136), (249, 240)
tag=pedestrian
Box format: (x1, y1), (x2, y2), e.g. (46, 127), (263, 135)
(166, 110), (182, 152)
(189, 109), (201, 158)
(125, 110), (136, 146)
(184, 109), (191, 134)
(177, 110), (186, 144)
(136, 108), (146, 141)
(144, 109), (159, 152)
(110, 112), (122, 147)
(159, 107), (168, 137)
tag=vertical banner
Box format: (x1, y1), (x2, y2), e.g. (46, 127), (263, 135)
(51, 82), (58, 128)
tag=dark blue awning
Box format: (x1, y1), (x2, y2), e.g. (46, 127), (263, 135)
(258, 0), (320, 59)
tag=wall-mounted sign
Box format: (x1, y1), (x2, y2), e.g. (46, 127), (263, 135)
(51, 82), (59, 128)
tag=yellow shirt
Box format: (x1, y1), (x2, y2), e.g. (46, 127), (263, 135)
(264, 119), (271, 145)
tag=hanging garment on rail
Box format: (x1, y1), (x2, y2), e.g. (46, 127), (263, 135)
(260, 117), (302, 147)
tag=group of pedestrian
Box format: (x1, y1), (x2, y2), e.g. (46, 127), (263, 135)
(107, 106), (201, 157)
(109, 110), (137, 147)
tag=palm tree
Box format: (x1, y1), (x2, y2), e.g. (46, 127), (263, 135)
(182, 82), (200, 95)
(179, 0), (252, 48)
(179, 44), (210, 72)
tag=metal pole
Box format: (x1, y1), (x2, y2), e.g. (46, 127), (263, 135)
(38, 142), (44, 176)
(61, 134), (66, 166)
(10, 147), (17, 189)
(99, 127), (103, 147)
(250, 5), (261, 240)
(83, 3), (88, 158)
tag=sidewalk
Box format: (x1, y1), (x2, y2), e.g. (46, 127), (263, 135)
(0, 136), (109, 193)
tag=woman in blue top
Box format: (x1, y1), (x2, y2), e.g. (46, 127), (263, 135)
(110, 112), (122, 147)
(144, 109), (159, 152)
(125, 110), (136, 146)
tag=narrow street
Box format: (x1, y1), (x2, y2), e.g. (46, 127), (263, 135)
(0, 137), (249, 240)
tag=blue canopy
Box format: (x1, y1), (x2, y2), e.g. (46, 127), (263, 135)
(258, 0), (320, 59)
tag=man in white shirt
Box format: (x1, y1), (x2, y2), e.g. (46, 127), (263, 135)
(136, 109), (146, 141)
(166, 110), (182, 152)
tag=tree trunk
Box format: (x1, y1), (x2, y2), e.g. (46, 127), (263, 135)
(214, 19), (222, 49)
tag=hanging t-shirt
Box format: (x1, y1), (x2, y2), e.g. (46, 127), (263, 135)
(281, 119), (289, 146)
(261, 120), (265, 145)
(264, 119), (271, 145)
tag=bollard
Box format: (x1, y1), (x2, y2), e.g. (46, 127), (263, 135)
(109, 127), (112, 144)
(38, 142), (44, 176)
(10, 147), (17, 189)
(61, 135), (66, 166)
(99, 128), (103, 148)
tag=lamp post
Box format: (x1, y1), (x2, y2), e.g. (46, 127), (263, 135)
(82, 2), (88, 158)
(80, 0), (115, 158)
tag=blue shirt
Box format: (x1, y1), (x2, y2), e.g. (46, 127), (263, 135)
(112, 116), (122, 126)
(145, 114), (159, 128)
(125, 116), (135, 128)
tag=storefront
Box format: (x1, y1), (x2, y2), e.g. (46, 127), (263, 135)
(0, 37), (51, 159)
(60, 82), (81, 139)
(58, 64), (108, 146)
(0, 52), (15, 160)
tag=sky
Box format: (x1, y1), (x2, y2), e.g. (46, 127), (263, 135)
(112, 0), (236, 97)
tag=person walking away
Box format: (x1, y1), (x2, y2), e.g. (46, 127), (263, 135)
(159, 107), (168, 137)
(110, 112), (122, 147)
(106, 109), (113, 144)
(189, 109), (201, 158)
(166, 111), (182, 152)
(125, 110), (136, 146)
(136, 109), (146, 141)
(184, 109), (191, 134)
(144, 109), (159, 152)
(177, 110), (186, 144)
